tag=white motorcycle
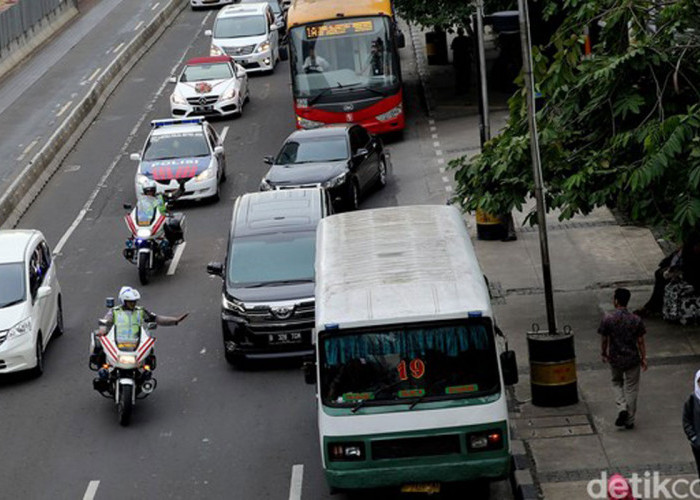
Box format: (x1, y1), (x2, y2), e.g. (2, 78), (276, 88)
(89, 299), (158, 426)
(122, 195), (185, 285)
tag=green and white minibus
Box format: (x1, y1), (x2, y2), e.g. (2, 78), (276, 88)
(308, 205), (518, 494)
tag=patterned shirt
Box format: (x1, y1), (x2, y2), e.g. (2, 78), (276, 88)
(598, 308), (646, 370)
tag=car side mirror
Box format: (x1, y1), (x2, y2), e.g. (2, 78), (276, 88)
(168, 76), (177, 84)
(263, 155), (274, 165)
(354, 148), (369, 159)
(214, 146), (225, 155)
(130, 153), (141, 161)
(302, 357), (317, 385)
(146, 322), (158, 330)
(105, 297), (115, 308)
(37, 286), (52, 300)
(207, 262), (224, 277)
(123, 203), (133, 211)
(500, 350), (518, 386)
(204, 29), (213, 36)
(396, 30), (406, 49)
(236, 64), (246, 74)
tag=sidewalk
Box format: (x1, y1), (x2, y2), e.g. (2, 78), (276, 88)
(407, 21), (700, 500)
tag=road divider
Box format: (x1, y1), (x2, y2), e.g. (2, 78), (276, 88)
(0, 0), (188, 229)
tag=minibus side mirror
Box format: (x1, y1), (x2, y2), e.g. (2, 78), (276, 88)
(396, 30), (406, 48)
(207, 262), (224, 278)
(302, 357), (317, 385)
(500, 350), (518, 386)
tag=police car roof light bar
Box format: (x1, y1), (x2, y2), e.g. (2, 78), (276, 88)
(151, 117), (205, 128)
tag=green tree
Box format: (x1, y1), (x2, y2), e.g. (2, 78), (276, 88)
(393, 0), (517, 31)
(450, 0), (700, 242)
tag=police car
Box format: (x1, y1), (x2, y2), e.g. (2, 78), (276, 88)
(169, 56), (249, 119)
(130, 118), (227, 202)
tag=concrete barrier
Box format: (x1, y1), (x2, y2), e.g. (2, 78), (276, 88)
(0, 0), (188, 229)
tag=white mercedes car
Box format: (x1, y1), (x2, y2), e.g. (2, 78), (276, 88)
(170, 56), (249, 119)
(0, 230), (63, 377)
(131, 117), (227, 202)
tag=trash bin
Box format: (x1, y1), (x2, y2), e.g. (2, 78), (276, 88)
(527, 326), (578, 407)
(425, 31), (448, 65)
(476, 209), (506, 240)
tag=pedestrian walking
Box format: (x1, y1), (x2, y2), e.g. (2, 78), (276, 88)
(682, 370), (700, 478)
(450, 27), (471, 95)
(599, 288), (647, 430)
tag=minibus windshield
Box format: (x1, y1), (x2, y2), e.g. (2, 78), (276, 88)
(320, 320), (500, 408)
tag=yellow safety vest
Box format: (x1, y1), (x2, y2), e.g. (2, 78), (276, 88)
(113, 307), (143, 344)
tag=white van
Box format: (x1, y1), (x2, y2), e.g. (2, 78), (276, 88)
(307, 205), (518, 494)
(206, 3), (281, 74)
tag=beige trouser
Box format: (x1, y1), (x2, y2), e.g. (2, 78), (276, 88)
(611, 364), (641, 424)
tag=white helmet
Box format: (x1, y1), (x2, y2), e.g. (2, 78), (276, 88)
(118, 286), (141, 305)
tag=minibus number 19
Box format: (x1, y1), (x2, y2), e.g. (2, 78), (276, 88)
(397, 359), (426, 380)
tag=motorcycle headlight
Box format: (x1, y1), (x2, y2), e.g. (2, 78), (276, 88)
(171, 90), (187, 105)
(221, 86), (237, 101)
(255, 41), (271, 53)
(222, 295), (245, 313)
(210, 44), (225, 56)
(118, 355), (136, 365)
(296, 115), (324, 129)
(376, 103), (403, 122)
(259, 178), (273, 191)
(8, 318), (32, 339)
(195, 168), (214, 181)
(321, 172), (347, 189)
(137, 228), (151, 239)
(136, 173), (151, 187)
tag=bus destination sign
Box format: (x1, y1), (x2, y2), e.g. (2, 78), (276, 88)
(305, 20), (373, 39)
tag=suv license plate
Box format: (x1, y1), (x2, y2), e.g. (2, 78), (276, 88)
(268, 332), (302, 344)
(401, 483), (441, 494)
(194, 105), (213, 113)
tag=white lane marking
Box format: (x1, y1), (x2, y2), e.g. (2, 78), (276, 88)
(83, 481), (100, 500)
(64, 164), (81, 173)
(431, 133), (438, 139)
(56, 101), (73, 117)
(437, 158), (445, 165)
(432, 141), (440, 148)
(151, 2), (160, 10)
(428, 118), (435, 125)
(442, 176), (449, 183)
(88, 68), (102, 81)
(220, 126), (229, 142)
(439, 167), (445, 173)
(134, 20), (144, 31)
(53, 11), (210, 256)
(113, 42), (125, 54)
(288, 464), (303, 500)
(445, 185), (453, 192)
(16, 139), (39, 161)
(435, 150), (443, 156)
(167, 242), (187, 275)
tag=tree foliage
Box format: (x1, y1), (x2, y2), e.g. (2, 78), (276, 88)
(450, 0), (700, 242)
(393, 0), (517, 31)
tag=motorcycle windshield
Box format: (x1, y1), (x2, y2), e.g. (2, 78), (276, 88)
(136, 198), (158, 226)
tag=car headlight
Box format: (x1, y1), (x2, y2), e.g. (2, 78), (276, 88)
(222, 295), (245, 313)
(259, 178), (273, 191)
(137, 228), (152, 239)
(7, 318), (32, 339)
(255, 41), (271, 53)
(327, 442), (365, 461)
(195, 168), (214, 181)
(296, 115), (324, 129)
(118, 355), (137, 365)
(221, 86), (237, 101)
(171, 90), (187, 105)
(136, 173), (151, 187)
(321, 172), (347, 189)
(211, 44), (225, 56)
(376, 103), (403, 122)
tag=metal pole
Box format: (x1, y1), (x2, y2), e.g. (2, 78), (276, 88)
(517, 0), (557, 334)
(475, 0), (490, 142)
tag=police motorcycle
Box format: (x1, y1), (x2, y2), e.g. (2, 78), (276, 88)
(123, 181), (185, 285)
(89, 297), (157, 426)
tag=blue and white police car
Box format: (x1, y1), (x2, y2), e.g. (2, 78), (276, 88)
(130, 118), (227, 202)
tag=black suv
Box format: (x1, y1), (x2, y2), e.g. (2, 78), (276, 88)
(207, 188), (332, 366)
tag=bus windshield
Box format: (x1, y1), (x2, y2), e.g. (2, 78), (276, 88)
(320, 320), (500, 408)
(289, 16), (399, 100)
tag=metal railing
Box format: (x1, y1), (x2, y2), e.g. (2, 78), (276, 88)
(0, 0), (77, 56)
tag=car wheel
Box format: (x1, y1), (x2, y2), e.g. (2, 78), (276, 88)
(221, 165), (227, 183)
(211, 179), (221, 203)
(345, 180), (360, 211)
(377, 157), (388, 189)
(31, 333), (44, 378)
(244, 87), (250, 103)
(53, 296), (64, 337)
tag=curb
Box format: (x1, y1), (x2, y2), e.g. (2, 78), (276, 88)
(0, 0), (188, 229)
(510, 438), (539, 500)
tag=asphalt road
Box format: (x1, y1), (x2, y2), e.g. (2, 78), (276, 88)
(0, 5), (512, 500)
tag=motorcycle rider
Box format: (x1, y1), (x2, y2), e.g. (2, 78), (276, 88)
(91, 286), (188, 374)
(141, 183), (184, 216)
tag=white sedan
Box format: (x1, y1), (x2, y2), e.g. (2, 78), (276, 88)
(0, 230), (63, 377)
(169, 56), (249, 119)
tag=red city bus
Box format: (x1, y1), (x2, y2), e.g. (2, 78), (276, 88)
(286, 0), (405, 135)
